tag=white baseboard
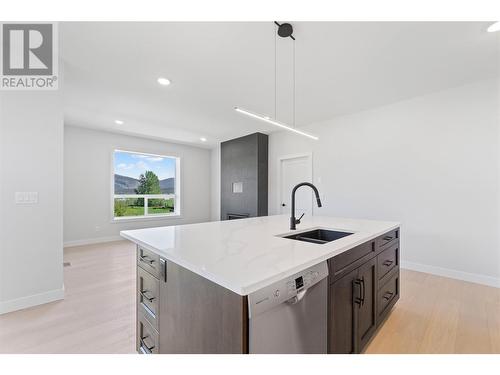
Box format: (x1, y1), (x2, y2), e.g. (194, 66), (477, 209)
(0, 287), (65, 315)
(401, 260), (500, 288)
(64, 235), (124, 248)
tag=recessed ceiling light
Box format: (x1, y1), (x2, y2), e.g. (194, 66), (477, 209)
(200, 137), (207, 142)
(157, 77), (171, 86)
(487, 22), (500, 33)
(114, 120), (124, 125)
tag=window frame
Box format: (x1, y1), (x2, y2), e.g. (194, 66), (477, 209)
(111, 148), (181, 222)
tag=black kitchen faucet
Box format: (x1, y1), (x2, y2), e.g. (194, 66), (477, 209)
(290, 182), (322, 230)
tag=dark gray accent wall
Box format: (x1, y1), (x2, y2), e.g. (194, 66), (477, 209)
(220, 133), (268, 220)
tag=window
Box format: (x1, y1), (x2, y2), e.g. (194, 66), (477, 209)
(113, 149), (180, 219)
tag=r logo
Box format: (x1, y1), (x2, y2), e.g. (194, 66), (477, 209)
(2, 23), (53, 75)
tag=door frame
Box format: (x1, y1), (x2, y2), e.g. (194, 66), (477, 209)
(277, 152), (313, 215)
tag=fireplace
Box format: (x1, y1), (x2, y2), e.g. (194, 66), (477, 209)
(220, 133), (268, 221)
(226, 213), (249, 220)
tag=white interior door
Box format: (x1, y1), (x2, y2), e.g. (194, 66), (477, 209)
(279, 154), (313, 216)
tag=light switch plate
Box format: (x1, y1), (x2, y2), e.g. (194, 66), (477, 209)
(15, 192), (38, 204)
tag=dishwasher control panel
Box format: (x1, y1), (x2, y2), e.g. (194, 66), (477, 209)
(286, 269), (321, 295)
(247, 261), (329, 318)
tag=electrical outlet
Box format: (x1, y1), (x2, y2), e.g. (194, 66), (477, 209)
(15, 192), (38, 204)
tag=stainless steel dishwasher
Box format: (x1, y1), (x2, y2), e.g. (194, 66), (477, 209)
(248, 262), (329, 354)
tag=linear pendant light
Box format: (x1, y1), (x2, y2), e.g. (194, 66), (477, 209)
(235, 22), (319, 141)
(487, 21), (500, 32)
(234, 107), (319, 140)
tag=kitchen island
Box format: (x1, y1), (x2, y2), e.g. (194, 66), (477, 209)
(121, 215), (400, 354)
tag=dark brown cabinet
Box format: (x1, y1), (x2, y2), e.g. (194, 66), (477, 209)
(328, 268), (358, 353)
(356, 258), (377, 351)
(328, 257), (377, 353)
(328, 229), (400, 354)
(135, 227), (400, 354)
(377, 270), (400, 320)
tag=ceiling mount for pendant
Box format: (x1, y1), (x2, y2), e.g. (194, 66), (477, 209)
(274, 21), (295, 40)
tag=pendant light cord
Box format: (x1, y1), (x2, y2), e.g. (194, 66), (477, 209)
(293, 37), (296, 128)
(274, 22), (296, 127)
(274, 23), (277, 121)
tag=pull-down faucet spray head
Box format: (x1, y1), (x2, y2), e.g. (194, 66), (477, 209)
(316, 195), (322, 208)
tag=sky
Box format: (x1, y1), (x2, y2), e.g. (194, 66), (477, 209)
(114, 150), (176, 180)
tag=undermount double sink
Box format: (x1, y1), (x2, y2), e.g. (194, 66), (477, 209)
(282, 228), (354, 245)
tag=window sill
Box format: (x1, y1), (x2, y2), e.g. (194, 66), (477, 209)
(111, 214), (182, 223)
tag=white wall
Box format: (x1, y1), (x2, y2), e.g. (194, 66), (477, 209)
(268, 80), (500, 287)
(210, 144), (221, 221)
(497, 36), (500, 286)
(0, 91), (64, 314)
(63, 126), (212, 245)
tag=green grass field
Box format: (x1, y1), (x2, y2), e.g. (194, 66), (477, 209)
(114, 198), (174, 217)
(149, 206), (174, 214)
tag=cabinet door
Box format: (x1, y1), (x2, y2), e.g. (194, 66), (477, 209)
(356, 257), (377, 352)
(328, 268), (359, 354)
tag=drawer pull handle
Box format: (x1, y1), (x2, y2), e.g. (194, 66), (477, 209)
(140, 290), (155, 303)
(383, 291), (394, 301)
(161, 258), (167, 283)
(383, 236), (393, 241)
(140, 335), (155, 353)
(383, 260), (394, 267)
(361, 277), (366, 306)
(354, 278), (365, 306)
(140, 255), (156, 265)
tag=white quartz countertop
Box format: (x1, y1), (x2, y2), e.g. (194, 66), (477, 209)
(120, 215), (399, 296)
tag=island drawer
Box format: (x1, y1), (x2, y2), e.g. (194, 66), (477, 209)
(137, 312), (159, 354)
(137, 246), (160, 278)
(377, 242), (399, 283)
(377, 270), (399, 319)
(329, 241), (376, 282)
(376, 229), (399, 251)
(137, 267), (160, 328)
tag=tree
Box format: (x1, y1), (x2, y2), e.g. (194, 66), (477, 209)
(114, 199), (127, 216)
(135, 170), (161, 195)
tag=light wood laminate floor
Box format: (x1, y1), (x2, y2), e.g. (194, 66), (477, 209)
(0, 241), (498, 354)
(0, 241), (137, 354)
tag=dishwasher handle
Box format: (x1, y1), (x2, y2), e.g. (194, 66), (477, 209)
(286, 289), (308, 305)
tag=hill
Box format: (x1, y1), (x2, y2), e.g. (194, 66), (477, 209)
(114, 174), (174, 194)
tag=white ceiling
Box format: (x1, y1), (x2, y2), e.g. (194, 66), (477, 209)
(60, 22), (498, 147)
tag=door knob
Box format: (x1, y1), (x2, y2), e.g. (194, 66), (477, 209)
(281, 203), (286, 207)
